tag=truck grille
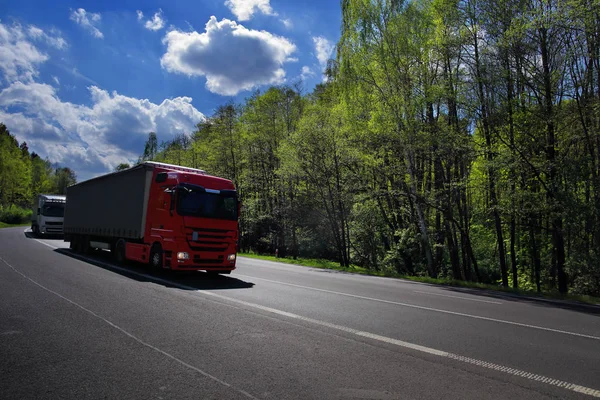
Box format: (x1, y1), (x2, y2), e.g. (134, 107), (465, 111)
(193, 255), (224, 264)
(46, 221), (63, 226)
(186, 228), (233, 252)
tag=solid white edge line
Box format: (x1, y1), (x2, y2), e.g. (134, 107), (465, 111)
(23, 228), (60, 250)
(0, 255), (257, 400)
(413, 290), (503, 304)
(233, 274), (600, 341)
(23, 236), (600, 397)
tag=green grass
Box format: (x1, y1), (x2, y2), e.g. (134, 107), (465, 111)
(239, 252), (600, 306)
(0, 221), (30, 229)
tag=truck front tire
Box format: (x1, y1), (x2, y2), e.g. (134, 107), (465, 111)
(149, 244), (163, 271)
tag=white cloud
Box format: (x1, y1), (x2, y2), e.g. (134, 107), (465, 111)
(0, 22), (48, 83)
(313, 36), (334, 68)
(281, 18), (292, 29)
(144, 9), (165, 31)
(52, 76), (60, 85)
(27, 25), (67, 50)
(136, 10), (144, 21)
(0, 26), (206, 180)
(301, 66), (314, 80)
(69, 8), (103, 39)
(161, 16), (296, 96)
(0, 81), (205, 179)
(225, 0), (276, 21)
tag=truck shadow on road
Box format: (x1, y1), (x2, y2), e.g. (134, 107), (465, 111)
(53, 248), (255, 291)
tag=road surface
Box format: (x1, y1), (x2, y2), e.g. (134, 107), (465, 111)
(1, 226), (599, 399)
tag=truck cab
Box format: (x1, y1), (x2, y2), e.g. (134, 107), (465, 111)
(32, 194), (66, 236)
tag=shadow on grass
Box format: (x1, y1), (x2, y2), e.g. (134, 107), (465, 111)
(52, 247), (255, 291)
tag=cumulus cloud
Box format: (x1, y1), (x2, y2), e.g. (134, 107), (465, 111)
(0, 23), (49, 83)
(161, 16), (296, 96)
(0, 25), (206, 180)
(144, 9), (165, 31)
(69, 8), (103, 39)
(313, 36), (334, 68)
(0, 81), (205, 178)
(136, 10), (144, 21)
(225, 0), (276, 21)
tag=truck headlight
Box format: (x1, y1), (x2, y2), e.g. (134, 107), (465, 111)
(177, 252), (189, 260)
(227, 254), (236, 261)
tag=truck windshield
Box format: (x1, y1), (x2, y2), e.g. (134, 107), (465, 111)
(176, 184), (237, 221)
(42, 203), (65, 217)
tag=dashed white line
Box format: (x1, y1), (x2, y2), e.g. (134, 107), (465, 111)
(233, 274), (600, 341)
(413, 290), (503, 304)
(21, 237), (600, 397)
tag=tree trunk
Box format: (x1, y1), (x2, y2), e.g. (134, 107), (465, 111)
(539, 26), (568, 293)
(473, 26), (509, 287)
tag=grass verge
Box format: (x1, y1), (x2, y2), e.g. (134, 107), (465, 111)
(239, 252), (600, 306)
(0, 221), (29, 229)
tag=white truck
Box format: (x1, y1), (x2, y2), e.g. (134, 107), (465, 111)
(32, 194), (66, 236)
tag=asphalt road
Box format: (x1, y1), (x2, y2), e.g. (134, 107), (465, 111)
(1, 226), (599, 399)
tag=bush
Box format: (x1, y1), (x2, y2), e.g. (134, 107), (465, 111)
(0, 204), (32, 224)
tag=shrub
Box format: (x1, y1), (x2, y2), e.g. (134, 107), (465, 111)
(0, 204), (32, 224)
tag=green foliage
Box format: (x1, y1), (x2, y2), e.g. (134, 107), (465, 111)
(132, 0), (600, 296)
(115, 163), (131, 171)
(0, 204), (32, 224)
(0, 123), (77, 213)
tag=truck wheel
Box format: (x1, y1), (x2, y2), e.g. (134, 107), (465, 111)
(149, 244), (163, 271)
(73, 236), (83, 253)
(115, 239), (126, 265)
(81, 236), (91, 255)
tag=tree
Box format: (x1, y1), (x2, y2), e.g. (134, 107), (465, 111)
(54, 168), (77, 195)
(115, 163), (131, 172)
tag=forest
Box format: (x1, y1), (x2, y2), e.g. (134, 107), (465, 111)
(0, 123), (76, 224)
(2, 0), (600, 297)
(142, 0), (600, 297)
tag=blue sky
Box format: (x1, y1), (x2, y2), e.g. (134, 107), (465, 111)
(0, 0), (341, 180)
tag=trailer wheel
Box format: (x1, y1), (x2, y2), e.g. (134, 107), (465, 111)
(149, 244), (163, 271)
(115, 239), (126, 265)
(81, 236), (91, 255)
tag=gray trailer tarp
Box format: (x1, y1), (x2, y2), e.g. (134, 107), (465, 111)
(64, 164), (153, 239)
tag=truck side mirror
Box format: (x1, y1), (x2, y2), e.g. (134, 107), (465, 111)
(37, 208), (40, 216)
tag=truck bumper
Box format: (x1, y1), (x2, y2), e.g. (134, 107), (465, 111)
(169, 250), (237, 271)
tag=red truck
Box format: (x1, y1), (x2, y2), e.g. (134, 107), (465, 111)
(64, 161), (239, 274)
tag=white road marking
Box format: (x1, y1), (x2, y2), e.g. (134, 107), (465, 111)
(33, 239), (58, 249)
(23, 228), (60, 250)
(0, 255), (257, 400)
(413, 290), (503, 304)
(233, 274), (599, 341)
(22, 238), (600, 397)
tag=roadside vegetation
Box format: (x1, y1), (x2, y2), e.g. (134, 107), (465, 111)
(0, 123), (76, 225)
